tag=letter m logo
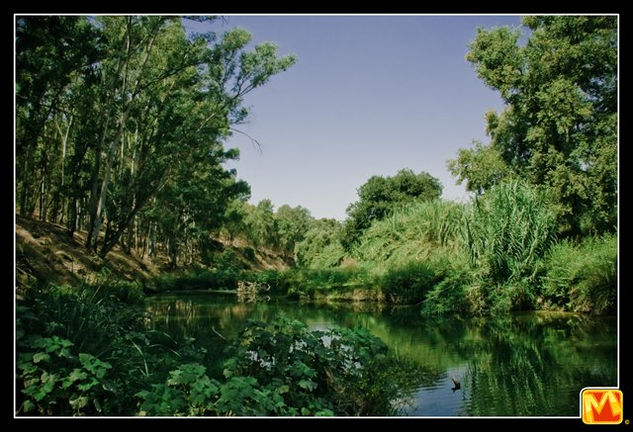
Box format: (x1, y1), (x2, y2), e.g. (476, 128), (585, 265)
(582, 389), (623, 424)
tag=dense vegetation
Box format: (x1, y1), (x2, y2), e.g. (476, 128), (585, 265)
(277, 16), (618, 317)
(342, 169), (442, 250)
(16, 16), (294, 266)
(17, 280), (422, 416)
(16, 15), (617, 417)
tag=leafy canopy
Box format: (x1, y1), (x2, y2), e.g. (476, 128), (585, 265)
(449, 16), (617, 237)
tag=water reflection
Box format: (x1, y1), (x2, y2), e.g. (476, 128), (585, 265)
(145, 294), (617, 416)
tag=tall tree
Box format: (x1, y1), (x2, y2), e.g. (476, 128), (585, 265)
(245, 199), (279, 249)
(15, 15), (296, 260)
(16, 16), (102, 217)
(275, 205), (314, 260)
(454, 16), (617, 237)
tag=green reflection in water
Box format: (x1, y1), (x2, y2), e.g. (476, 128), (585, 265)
(145, 294), (616, 416)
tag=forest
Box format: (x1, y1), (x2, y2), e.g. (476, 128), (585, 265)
(15, 15), (617, 417)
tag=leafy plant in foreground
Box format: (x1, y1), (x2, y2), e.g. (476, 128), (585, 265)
(137, 316), (418, 416)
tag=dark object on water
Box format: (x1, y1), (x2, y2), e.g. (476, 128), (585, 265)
(450, 376), (461, 392)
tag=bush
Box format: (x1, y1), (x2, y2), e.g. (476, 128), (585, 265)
(149, 268), (245, 292)
(136, 316), (420, 416)
(422, 270), (474, 316)
(380, 262), (443, 304)
(17, 335), (114, 415)
(294, 219), (346, 269)
(465, 180), (557, 285)
(353, 200), (467, 272)
(542, 233), (617, 314)
(16, 283), (206, 416)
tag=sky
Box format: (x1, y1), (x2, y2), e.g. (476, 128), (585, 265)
(191, 15), (523, 220)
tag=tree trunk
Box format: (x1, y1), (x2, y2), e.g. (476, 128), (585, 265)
(88, 111), (128, 251)
(86, 116), (108, 250)
(54, 115), (73, 225)
(67, 198), (77, 239)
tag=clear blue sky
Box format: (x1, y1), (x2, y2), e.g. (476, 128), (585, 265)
(191, 15), (522, 220)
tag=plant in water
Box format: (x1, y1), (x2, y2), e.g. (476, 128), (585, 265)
(136, 316), (422, 416)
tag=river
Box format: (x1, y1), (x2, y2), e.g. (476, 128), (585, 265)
(145, 293), (617, 417)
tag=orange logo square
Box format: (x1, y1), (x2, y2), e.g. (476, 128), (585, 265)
(582, 389), (623, 424)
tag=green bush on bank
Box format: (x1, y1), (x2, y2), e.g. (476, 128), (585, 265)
(542, 233), (617, 314)
(16, 281), (205, 416)
(460, 181), (558, 314)
(148, 268), (246, 292)
(380, 261), (444, 304)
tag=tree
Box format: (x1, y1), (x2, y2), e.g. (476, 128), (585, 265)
(295, 219), (345, 268)
(275, 205), (314, 260)
(459, 16), (617, 237)
(245, 199), (279, 249)
(447, 140), (511, 195)
(221, 199), (250, 242)
(343, 169), (442, 249)
(15, 16), (296, 261)
(16, 16), (102, 219)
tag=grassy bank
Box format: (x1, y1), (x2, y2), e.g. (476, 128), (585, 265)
(288, 181), (617, 316)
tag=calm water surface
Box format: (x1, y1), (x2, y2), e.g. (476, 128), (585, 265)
(145, 293), (617, 417)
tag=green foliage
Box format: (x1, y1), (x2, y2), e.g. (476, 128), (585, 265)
(464, 180), (557, 313)
(17, 335), (114, 415)
(135, 316), (414, 416)
(465, 181), (555, 283)
(343, 169), (442, 249)
(209, 248), (246, 272)
(542, 233), (617, 314)
(244, 199), (279, 249)
(222, 316), (404, 415)
(16, 281), (208, 416)
(16, 16), (295, 263)
(353, 199), (467, 271)
(447, 140), (512, 195)
(274, 204), (314, 259)
(294, 218), (346, 268)
(421, 270), (474, 317)
(380, 262), (444, 304)
(149, 268), (245, 292)
(464, 16), (617, 237)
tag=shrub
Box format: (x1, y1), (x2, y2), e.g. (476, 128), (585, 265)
(294, 219), (346, 269)
(149, 268), (245, 292)
(353, 200), (467, 272)
(542, 233), (617, 314)
(465, 180), (557, 285)
(422, 270), (474, 316)
(16, 283), (206, 416)
(17, 335), (114, 415)
(380, 262), (443, 304)
(136, 316), (420, 416)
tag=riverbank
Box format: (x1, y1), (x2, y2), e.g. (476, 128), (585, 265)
(15, 215), (289, 294)
(15, 210), (618, 318)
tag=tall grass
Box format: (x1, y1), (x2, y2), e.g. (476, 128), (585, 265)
(353, 200), (467, 271)
(465, 180), (557, 285)
(463, 180), (557, 313)
(542, 233), (617, 314)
